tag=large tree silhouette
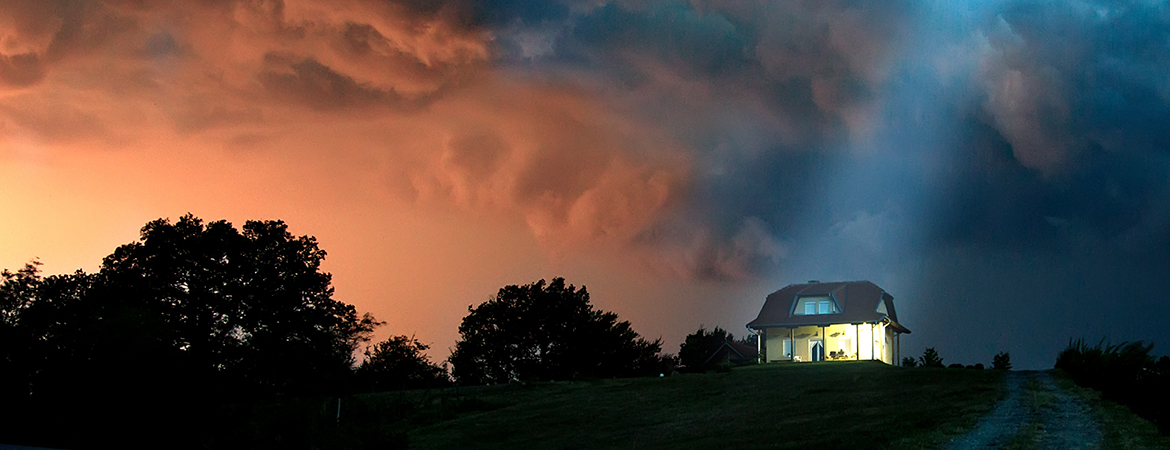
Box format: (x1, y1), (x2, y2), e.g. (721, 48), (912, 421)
(2, 215), (380, 402)
(98, 215), (381, 394)
(2, 215), (384, 448)
(449, 278), (662, 384)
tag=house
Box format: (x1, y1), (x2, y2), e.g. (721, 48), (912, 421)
(703, 340), (759, 368)
(746, 280), (910, 364)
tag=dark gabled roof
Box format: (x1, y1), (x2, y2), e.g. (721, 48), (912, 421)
(746, 280), (910, 333)
(702, 341), (759, 366)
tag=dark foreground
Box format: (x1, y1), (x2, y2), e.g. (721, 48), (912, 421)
(10, 362), (1170, 449)
(3, 362), (1004, 449)
(410, 361), (1004, 449)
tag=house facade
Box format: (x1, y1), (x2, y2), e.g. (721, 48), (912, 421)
(746, 281), (910, 364)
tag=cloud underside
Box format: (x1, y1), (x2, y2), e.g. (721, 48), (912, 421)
(2, 0), (1169, 281)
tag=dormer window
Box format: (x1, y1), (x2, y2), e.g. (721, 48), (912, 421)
(793, 295), (840, 315)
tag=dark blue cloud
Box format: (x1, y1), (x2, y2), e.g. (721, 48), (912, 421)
(480, 0), (1170, 365)
(472, 0), (572, 26)
(560, 2), (752, 77)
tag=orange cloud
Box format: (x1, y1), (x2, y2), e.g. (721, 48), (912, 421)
(0, 0), (702, 278)
(406, 78), (692, 250)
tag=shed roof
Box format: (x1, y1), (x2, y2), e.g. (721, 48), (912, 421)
(746, 280), (910, 333)
(702, 341), (759, 366)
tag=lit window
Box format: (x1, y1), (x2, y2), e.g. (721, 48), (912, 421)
(783, 339), (793, 357)
(794, 295), (837, 315)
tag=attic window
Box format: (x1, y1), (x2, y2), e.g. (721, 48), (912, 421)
(793, 295), (840, 315)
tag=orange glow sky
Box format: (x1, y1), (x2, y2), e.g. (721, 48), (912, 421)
(6, 0), (1170, 368)
(1, 112), (767, 355)
(2, 90), (770, 347)
(0, 0), (769, 355)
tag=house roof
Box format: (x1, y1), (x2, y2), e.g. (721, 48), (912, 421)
(702, 341), (759, 366)
(746, 280), (911, 333)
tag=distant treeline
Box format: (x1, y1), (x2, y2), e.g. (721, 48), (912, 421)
(0, 215), (667, 449)
(1056, 338), (1170, 434)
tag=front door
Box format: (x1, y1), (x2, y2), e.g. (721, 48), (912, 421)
(810, 339), (824, 362)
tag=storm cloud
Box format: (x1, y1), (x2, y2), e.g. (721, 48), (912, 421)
(3, 0), (1170, 368)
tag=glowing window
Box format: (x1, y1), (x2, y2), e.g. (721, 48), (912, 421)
(794, 296), (839, 315)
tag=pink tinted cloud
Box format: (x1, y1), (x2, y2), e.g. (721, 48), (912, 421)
(0, 0), (707, 277)
(408, 78), (691, 249)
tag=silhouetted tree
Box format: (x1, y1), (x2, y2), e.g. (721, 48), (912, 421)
(449, 278), (662, 384)
(4, 215), (381, 399)
(0, 261), (47, 401)
(1, 262), (97, 403)
(992, 351), (1012, 370)
(678, 326), (731, 371)
(737, 332), (759, 348)
(356, 335), (449, 391)
(97, 215), (381, 394)
(658, 353), (680, 375)
(919, 347), (944, 368)
(901, 357), (917, 367)
(1, 216), (387, 448)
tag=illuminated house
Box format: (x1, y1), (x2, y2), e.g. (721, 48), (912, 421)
(746, 281), (910, 364)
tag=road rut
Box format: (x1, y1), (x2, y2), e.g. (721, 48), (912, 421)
(946, 371), (1102, 449)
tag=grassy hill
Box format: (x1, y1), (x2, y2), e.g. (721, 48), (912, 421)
(19, 360), (1170, 449)
(404, 362), (1004, 449)
(196, 361), (1005, 449)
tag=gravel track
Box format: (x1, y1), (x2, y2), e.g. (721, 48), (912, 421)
(945, 371), (1102, 449)
(1033, 374), (1102, 449)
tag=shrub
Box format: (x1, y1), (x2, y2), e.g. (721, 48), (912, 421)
(1056, 338), (1169, 434)
(948, 363), (964, 369)
(919, 347), (944, 368)
(901, 357), (917, 368)
(356, 335), (449, 392)
(992, 351), (1012, 370)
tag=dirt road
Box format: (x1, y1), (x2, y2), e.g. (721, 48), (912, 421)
(946, 371), (1102, 449)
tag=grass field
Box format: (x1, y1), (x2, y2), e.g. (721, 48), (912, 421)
(18, 362), (1170, 449)
(189, 363), (1170, 449)
(399, 361), (1004, 449)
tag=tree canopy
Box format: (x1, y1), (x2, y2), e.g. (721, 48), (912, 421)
(1, 214), (381, 401)
(356, 335), (449, 391)
(449, 278), (662, 384)
(678, 326), (731, 371)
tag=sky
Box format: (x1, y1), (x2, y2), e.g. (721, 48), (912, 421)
(3, 0), (1169, 370)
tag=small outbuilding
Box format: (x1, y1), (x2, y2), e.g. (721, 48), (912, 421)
(703, 340), (759, 368)
(746, 280), (910, 364)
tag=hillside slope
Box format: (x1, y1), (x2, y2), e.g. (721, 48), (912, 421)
(409, 362), (1003, 449)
